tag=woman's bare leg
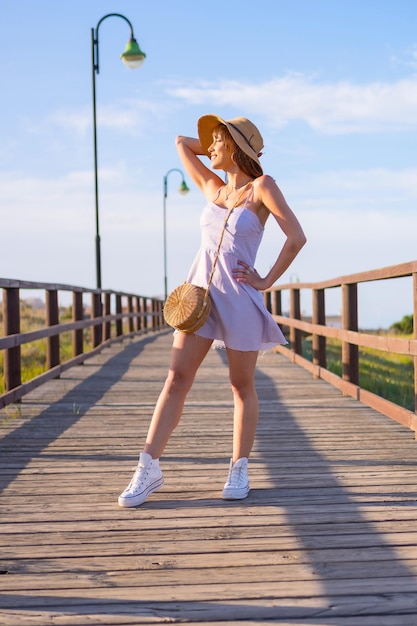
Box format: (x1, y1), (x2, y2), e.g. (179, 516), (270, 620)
(226, 348), (259, 461)
(144, 332), (213, 458)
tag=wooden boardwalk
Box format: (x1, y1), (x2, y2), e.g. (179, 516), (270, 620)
(1, 329), (417, 625)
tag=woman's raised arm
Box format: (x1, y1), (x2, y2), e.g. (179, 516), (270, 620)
(176, 135), (223, 198)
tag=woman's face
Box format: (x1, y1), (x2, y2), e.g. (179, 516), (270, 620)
(207, 130), (233, 170)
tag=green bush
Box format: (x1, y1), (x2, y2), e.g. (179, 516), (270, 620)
(390, 314), (413, 335)
(302, 333), (414, 411)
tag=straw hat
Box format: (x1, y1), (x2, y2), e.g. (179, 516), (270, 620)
(197, 114), (264, 167)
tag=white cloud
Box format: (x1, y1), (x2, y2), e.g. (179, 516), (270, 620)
(51, 105), (140, 135)
(390, 44), (417, 71)
(50, 97), (172, 135)
(29, 72), (417, 141)
(50, 110), (91, 135)
(167, 73), (417, 134)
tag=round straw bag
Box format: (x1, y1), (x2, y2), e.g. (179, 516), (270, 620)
(164, 198), (242, 334)
(164, 283), (211, 334)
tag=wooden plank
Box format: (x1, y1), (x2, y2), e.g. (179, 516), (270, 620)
(2, 597), (417, 626)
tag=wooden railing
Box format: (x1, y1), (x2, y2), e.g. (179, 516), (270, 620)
(264, 260), (417, 435)
(0, 278), (166, 409)
(3, 262), (417, 433)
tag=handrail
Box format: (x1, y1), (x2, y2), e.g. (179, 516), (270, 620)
(264, 260), (417, 435)
(3, 262), (417, 433)
(0, 278), (167, 409)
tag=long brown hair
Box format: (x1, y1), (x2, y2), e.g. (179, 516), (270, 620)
(214, 124), (263, 178)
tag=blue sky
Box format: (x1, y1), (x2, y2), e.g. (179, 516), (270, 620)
(1, 0), (417, 328)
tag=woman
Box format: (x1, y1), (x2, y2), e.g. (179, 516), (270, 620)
(118, 114), (306, 507)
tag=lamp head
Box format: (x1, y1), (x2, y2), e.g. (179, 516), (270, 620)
(178, 181), (190, 195)
(121, 37), (146, 68)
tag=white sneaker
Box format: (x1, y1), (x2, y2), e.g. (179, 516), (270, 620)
(118, 452), (164, 508)
(222, 457), (250, 500)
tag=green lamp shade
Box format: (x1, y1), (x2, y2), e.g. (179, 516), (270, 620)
(178, 181), (190, 195)
(121, 37), (146, 68)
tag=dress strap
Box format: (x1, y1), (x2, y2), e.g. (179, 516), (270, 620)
(212, 186), (224, 203)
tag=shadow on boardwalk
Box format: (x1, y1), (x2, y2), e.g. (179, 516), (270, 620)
(1, 332), (417, 624)
(0, 333), (163, 493)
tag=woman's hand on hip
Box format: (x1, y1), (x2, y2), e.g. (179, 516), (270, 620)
(233, 260), (265, 289)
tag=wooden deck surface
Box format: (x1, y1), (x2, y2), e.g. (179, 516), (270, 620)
(1, 329), (417, 625)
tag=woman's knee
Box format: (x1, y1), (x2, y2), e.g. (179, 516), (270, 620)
(229, 375), (255, 399)
(165, 367), (195, 395)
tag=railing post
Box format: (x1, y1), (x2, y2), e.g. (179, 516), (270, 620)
(153, 299), (159, 330)
(103, 291), (111, 340)
(159, 299), (164, 328)
(152, 299), (158, 330)
(289, 287), (302, 355)
(144, 298), (149, 332)
(150, 299), (154, 330)
(3, 287), (21, 392)
(413, 272), (417, 420)
(115, 294), (123, 337)
(72, 291), (84, 356)
(46, 289), (60, 371)
(341, 283), (359, 384)
(271, 290), (282, 317)
(128, 296), (134, 334)
(264, 291), (272, 313)
(312, 288), (326, 369)
(135, 296), (142, 332)
(91, 292), (102, 348)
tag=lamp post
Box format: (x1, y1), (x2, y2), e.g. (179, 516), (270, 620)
(163, 169), (190, 300)
(91, 13), (146, 289)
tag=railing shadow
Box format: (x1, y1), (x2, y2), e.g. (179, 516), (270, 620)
(0, 333), (165, 494)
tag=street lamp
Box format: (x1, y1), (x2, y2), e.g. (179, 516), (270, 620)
(91, 13), (146, 289)
(163, 169), (190, 300)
